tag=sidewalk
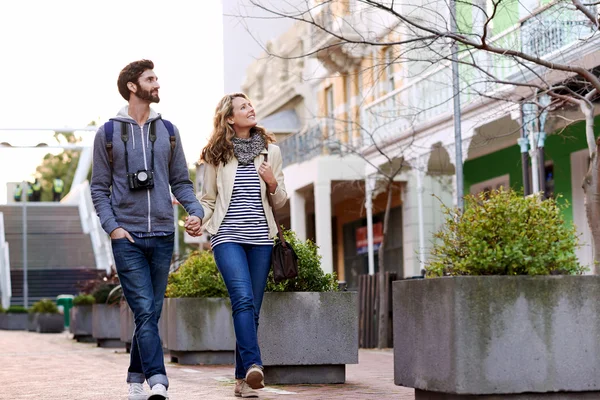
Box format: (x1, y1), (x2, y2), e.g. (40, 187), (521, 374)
(0, 330), (415, 400)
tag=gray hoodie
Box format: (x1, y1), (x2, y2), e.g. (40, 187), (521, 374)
(91, 106), (203, 235)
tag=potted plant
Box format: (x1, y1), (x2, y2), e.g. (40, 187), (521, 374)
(165, 250), (235, 365)
(393, 189), (593, 398)
(0, 305), (28, 330)
(70, 294), (95, 342)
(30, 299), (64, 333)
(91, 282), (123, 348)
(258, 229), (359, 385)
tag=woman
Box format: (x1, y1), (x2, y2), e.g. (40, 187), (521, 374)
(199, 93), (287, 398)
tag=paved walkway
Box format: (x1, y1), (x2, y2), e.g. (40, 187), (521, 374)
(0, 330), (415, 399)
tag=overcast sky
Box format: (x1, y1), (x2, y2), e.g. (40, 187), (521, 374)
(0, 0), (224, 203)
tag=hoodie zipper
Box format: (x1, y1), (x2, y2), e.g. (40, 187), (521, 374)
(138, 122), (152, 232)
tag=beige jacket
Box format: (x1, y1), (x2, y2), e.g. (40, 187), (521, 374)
(199, 144), (288, 238)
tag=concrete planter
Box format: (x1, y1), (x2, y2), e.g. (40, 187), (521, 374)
(0, 313), (28, 330)
(36, 313), (64, 333)
(27, 313), (38, 332)
(92, 304), (123, 348)
(393, 276), (600, 399)
(258, 291), (359, 384)
(166, 297), (235, 365)
(119, 301), (134, 353)
(70, 305), (94, 342)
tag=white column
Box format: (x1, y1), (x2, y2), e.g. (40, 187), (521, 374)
(314, 181), (333, 274)
(290, 190), (307, 241)
(365, 175), (376, 275)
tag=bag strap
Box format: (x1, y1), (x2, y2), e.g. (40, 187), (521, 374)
(263, 144), (287, 247)
(104, 118), (176, 170)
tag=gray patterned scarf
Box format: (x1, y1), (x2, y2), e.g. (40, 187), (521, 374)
(232, 133), (265, 165)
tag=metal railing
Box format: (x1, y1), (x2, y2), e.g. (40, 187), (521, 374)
(279, 124), (326, 168)
(0, 212), (11, 309)
(363, 1), (597, 144)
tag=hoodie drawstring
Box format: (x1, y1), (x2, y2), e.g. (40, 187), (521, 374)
(130, 123), (135, 150)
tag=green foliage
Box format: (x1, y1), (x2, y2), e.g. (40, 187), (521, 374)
(92, 283), (120, 305)
(35, 131), (83, 201)
(426, 189), (587, 277)
(6, 306), (28, 314)
(31, 299), (59, 314)
(73, 294), (95, 306)
(166, 251), (228, 298)
(266, 229), (339, 292)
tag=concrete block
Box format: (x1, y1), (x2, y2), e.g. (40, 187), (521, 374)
(0, 313), (28, 330)
(258, 292), (358, 383)
(70, 306), (93, 339)
(264, 365), (345, 385)
(415, 389), (600, 399)
(167, 298), (235, 365)
(394, 276), (600, 396)
(36, 313), (64, 333)
(92, 304), (123, 348)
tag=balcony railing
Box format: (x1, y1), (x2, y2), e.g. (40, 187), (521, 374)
(279, 125), (325, 168)
(363, 1), (597, 145)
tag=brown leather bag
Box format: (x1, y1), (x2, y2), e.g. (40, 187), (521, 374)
(264, 146), (298, 283)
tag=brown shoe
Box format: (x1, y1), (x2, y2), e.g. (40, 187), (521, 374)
(245, 365), (265, 390)
(235, 379), (259, 398)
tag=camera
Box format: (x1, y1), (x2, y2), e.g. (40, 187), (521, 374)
(128, 170), (154, 190)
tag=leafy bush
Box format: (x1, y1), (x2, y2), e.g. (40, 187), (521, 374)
(426, 189), (587, 277)
(266, 229), (339, 292)
(73, 294), (95, 306)
(0, 306), (4, 313)
(6, 306), (28, 314)
(31, 299), (59, 314)
(166, 251), (228, 298)
(92, 283), (120, 305)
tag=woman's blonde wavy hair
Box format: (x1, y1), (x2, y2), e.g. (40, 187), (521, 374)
(201, 93), (274, 166)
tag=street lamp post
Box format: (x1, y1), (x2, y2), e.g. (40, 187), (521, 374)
(21, 180), (29, 308)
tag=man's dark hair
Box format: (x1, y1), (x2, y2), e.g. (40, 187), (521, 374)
(117, 59), (154, 101)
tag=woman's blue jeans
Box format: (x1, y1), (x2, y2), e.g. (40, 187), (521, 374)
(213, 242), (272, 379)
(111, 234), (174, 389)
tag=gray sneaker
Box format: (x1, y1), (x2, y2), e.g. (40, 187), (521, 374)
(148, 383), (168, 400)
(128, 383), (148, 400)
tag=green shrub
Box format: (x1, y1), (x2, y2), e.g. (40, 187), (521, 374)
(166, 251), (228, 298)
(6, 306), (28, 314)
(426, 189), (587, 277)
(92, 283), (120, 305)
(266, 229), (339, 292)
(73, 294), (95, 306)
(31, 299), (59, 314)
(0, 306), (4, 313)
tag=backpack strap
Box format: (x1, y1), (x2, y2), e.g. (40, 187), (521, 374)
(104, 121), (114, 168)
(104, 118), (176, 169)
(162, 119), (176, 163)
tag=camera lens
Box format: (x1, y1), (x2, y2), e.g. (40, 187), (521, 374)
(137, 171), (148, 182)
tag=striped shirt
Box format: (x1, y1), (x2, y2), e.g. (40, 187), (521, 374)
(210, 163), (273, 248)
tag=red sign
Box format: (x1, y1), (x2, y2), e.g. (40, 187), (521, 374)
(356, 222), (383, 255)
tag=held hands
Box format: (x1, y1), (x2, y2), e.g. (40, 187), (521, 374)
(110, 227), (135, 243)
(185, 215), (203, 237)
(258, 161), (278, 193)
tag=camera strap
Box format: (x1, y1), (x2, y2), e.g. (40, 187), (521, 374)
(120, 122), (157, 175)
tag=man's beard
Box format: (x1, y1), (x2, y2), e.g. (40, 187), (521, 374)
(136, 86), (160, 103)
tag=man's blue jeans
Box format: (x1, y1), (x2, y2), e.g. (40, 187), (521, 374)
(111, 234), (174, 389)
(213, 242), (272, 379)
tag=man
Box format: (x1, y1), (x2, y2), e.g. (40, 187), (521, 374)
(31, 178), (41, 202)
(91, 60), (203, 400)
(13, 183), (22, 202)
(52, 177), (64, 202)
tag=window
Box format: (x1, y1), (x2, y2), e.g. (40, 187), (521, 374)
(470, 174), (510, 198)
(345, 74), (352, 139)
(325, 85), (334, 138)
(385, 47), (395, 93)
